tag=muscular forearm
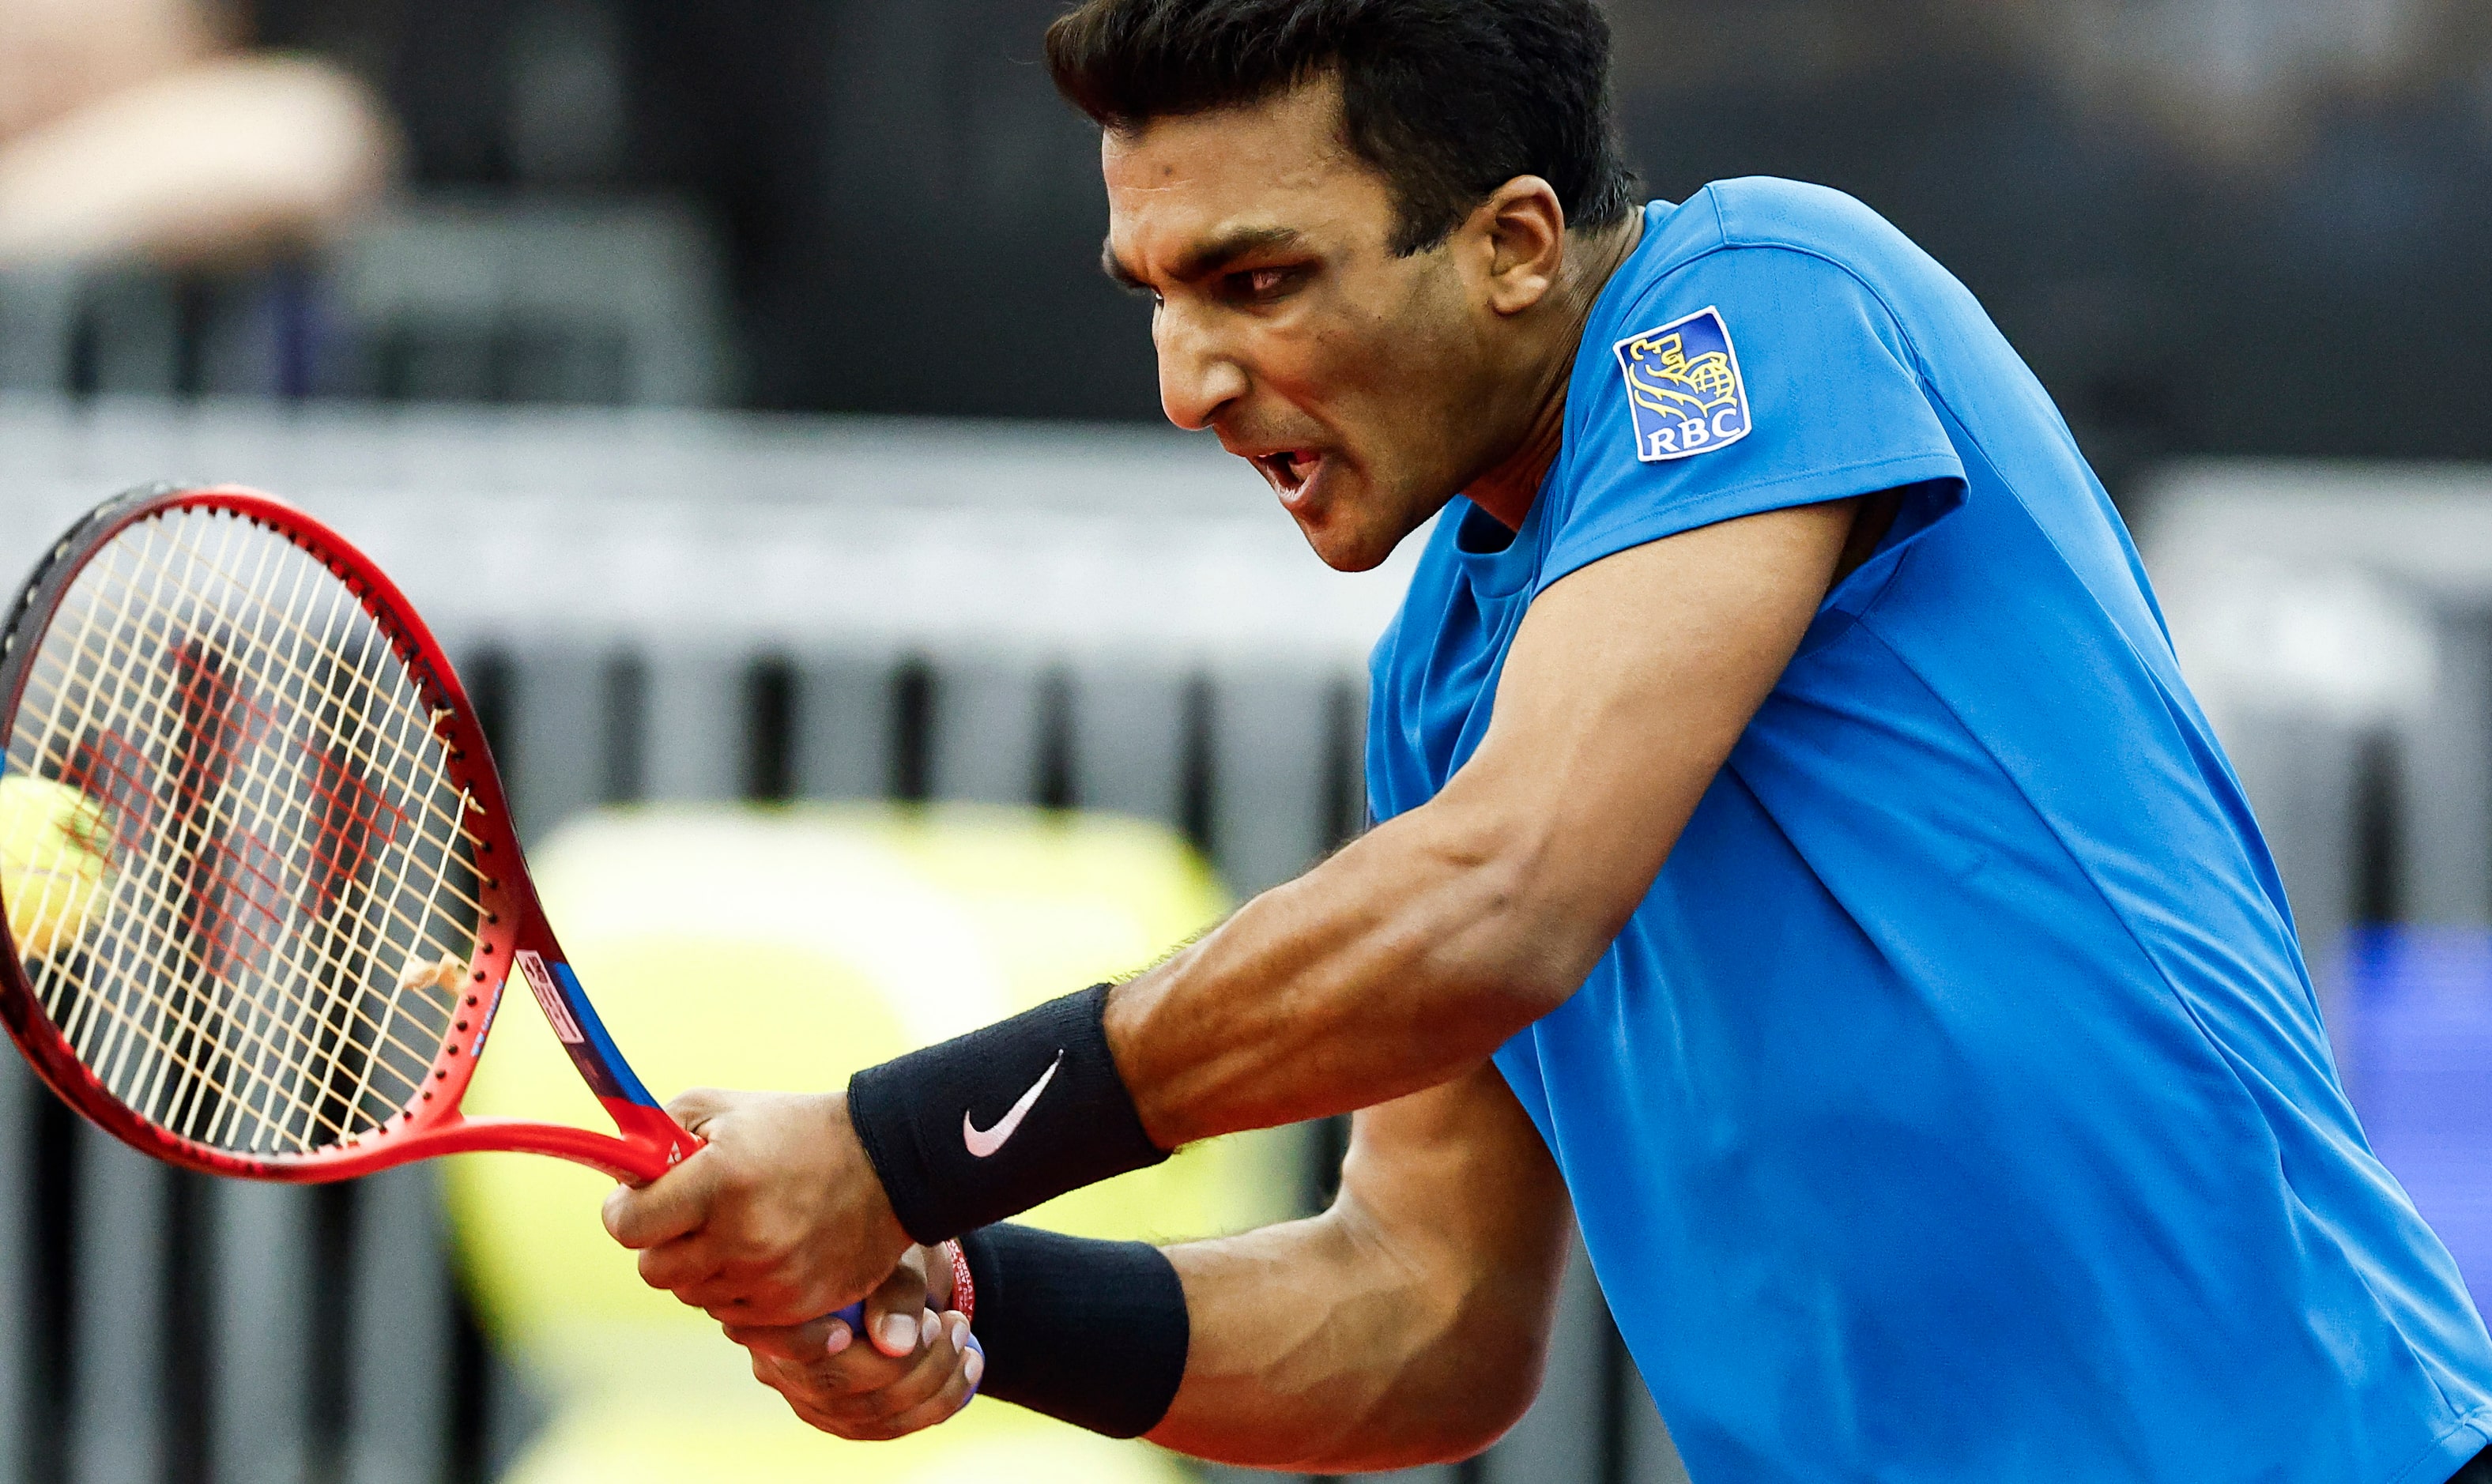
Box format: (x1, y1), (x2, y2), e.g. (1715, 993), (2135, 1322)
(1107, 789), (1592, 1148)
(1151, 1067), (1573, 1470)
(1153, 1210), (1506, 1469)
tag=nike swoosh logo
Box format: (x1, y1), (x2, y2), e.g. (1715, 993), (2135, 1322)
(963, 1051), (1065, 1158)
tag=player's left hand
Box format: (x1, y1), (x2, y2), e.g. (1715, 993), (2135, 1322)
(601, 1087), (910, 1325)
(722, 1247), (983, 1441)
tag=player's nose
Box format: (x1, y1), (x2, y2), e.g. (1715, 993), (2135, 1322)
(1154, 304), (1247, 432)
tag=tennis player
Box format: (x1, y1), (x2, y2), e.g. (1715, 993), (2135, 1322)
(603, 2), (2492, 1478)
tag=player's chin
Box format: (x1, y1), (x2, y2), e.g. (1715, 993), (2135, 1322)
(1288, 498), (1400, 574)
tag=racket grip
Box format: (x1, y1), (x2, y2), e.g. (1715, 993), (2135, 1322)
(831, 1301), (984, 1399)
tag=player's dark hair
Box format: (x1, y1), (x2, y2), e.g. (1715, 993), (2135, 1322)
(1044, 0), (1638, 255)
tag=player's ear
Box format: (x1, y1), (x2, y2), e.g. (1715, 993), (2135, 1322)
(1474, 175), (1566, 318)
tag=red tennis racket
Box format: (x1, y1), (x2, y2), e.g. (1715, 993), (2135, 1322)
(0, 482), (988, 1354)
(0, 482), (703, 1185)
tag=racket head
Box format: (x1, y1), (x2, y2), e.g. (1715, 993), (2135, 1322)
(0, 483), (534, 1181)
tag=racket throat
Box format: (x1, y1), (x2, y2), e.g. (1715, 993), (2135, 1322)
(601, 1100), (699, 1177)
(413, 1112), (689, 1185)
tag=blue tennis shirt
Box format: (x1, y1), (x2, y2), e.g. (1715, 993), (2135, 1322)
(1365, 180), (2492, 1482)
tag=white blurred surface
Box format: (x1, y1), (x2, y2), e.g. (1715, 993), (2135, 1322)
(0, 394), (1423, 667)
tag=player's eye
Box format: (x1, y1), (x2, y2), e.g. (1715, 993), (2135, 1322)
(1224, 266), (1303, 303)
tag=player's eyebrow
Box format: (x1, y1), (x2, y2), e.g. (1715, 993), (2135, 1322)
(1101, 225), (1306, 291)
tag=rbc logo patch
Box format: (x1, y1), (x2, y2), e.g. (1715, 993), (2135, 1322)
(1614, 307), (1751, 462)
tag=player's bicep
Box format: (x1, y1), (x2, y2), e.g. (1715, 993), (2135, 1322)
(1447, 499), (1857, 947)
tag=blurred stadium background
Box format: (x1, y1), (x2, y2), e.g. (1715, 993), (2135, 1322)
(2, 1), (2491, 1481)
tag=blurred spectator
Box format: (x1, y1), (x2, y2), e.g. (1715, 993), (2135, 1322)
(252, 0), (1153, 417)
(0, 0), (396, 269)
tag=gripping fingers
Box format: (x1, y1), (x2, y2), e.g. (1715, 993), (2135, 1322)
(602, 1157), (714, 1250)
(767, 1314), (982, 1433)
(722, 1308), (858, 1369)
(876, 1335), (982, 1437)
(863, 1256), (933, 1356)
(636, 1237), (725, 1296)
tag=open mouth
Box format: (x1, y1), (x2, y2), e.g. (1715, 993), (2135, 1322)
(1252, 449), (1324, 502)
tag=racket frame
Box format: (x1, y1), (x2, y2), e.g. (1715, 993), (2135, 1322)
(0, 484), (692, 1185)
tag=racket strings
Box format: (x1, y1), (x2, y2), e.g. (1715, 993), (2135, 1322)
(19, 518), (473, 1151)
(29, 513), (493, 877)
(125, 510), (482, 1149)
(13, 522), (455, 1150)
(40, 771), (462, 1150)
(18, 518), (476, 996)
(4, 506), (490, 1155)
(17, 542), (492, 969)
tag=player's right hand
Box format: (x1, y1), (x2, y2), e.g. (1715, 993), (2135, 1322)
(721, 1245), (982, 1441)
(602, 1086), (910, 1325)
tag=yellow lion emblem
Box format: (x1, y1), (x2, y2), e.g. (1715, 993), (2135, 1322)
(1620, 331), (1740, 419)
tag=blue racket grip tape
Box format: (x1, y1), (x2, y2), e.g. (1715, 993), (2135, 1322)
(833, 1301), (984, 1398)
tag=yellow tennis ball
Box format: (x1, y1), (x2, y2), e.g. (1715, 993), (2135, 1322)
(0, 774), (116, 961)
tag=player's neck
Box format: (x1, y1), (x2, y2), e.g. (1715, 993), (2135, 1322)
(1466, 209), (1646, 533)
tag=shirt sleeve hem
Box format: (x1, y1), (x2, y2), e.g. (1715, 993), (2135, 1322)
(1535, 449), (1966, 598)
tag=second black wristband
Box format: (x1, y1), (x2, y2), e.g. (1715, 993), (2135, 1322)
(849, 982), (1169, 1244)
(957, 1222), (1190, 1438)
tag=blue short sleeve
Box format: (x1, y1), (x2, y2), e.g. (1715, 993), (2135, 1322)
(1540, 243), (1967, 595)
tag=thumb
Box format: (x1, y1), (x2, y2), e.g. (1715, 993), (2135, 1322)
(861, 1257), (932, 1358)
(602, 1155), (714, 1249)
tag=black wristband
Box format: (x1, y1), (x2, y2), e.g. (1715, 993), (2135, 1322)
(957, 1223), (1189, 1438)
(850, 983), (1168, 1244)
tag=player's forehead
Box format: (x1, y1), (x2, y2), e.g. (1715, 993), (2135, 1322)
(1099, 79), (1392, 284)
